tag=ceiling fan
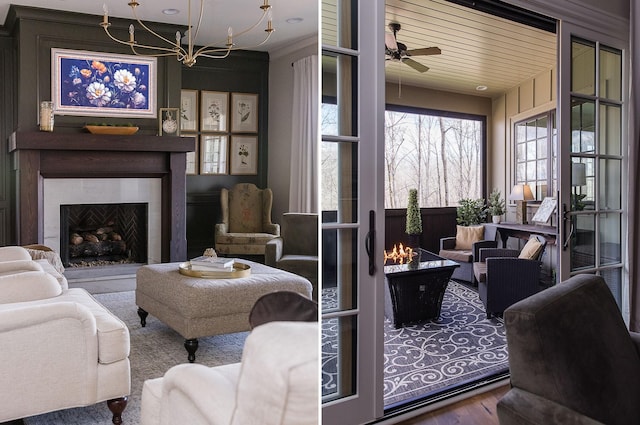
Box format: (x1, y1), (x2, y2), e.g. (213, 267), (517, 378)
(385, 22), (441, 73)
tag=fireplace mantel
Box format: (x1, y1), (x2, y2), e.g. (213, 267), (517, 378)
(10, 131), (196, 263)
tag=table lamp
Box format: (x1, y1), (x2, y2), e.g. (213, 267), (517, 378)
(571, 162), (587, 210)
(509, 184), (534, 224)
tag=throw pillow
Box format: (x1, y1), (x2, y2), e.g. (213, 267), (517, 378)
(455, 225), (484, 250)
(518, 237), (544, 260)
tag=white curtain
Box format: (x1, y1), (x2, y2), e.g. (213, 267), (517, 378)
(289, 55), (319, 213)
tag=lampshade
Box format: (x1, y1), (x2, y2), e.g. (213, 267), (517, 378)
(572, 162), (586, 187)
(508, 184), (534, 201)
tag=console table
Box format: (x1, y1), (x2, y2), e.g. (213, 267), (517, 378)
(486, 222), (557, 248)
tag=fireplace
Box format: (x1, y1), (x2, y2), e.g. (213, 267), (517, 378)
(60, 203), (148, 267)
(9, 131), (195, 263)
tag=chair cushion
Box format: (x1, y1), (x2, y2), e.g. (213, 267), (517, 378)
(473, 262), (487, 283)
(439, 249), (473, 263)
(216, 232), (279, 246)
(519, 237), (544, 260)
(455, 225), (484, 250)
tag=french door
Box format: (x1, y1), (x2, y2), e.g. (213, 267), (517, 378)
(321, 0), (386, 423)
(557, 20), (627, 309)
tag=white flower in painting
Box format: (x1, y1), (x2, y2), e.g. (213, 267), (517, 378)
(86, 82), (112, 107)
(113, 69), (137, 93)
(131, 92), (147, 108)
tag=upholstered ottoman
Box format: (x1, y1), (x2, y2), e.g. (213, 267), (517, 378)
(135, 261), (312, 362)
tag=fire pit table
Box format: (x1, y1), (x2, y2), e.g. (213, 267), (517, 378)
(384, 249), (460, 328)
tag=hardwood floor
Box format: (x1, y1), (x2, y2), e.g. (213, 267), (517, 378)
(396, 384), (509, 425)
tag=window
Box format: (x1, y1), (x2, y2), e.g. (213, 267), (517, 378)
(514, 110), (557, 200)
(383, 105), (485, 208)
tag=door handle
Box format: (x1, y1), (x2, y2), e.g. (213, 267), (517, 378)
(365, 210), (376, 276)
(562, 203), (575, 250)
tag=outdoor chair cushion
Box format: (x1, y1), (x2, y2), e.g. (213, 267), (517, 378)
(518, 237), (544, 260)
(439, 249), (473, 263)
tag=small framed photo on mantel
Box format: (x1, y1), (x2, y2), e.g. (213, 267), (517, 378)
(159, 108), (180, 136)
(231, 93), (258, 133)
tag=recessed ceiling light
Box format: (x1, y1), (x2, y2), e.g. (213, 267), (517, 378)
(162, 8), (180, 15)
(286, 17), (304, 24)
(476, 85), (488, 91)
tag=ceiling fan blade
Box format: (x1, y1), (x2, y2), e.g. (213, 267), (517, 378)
(406, 47), (442, 56)
(402, 58), (430, 73)
(385, 32), (398, 51)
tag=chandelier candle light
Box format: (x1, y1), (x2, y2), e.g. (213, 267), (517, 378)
(101, 0), (274, 67)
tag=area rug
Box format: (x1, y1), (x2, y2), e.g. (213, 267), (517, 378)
(321, 281), (508, 407)
(22, 291), (247, 425)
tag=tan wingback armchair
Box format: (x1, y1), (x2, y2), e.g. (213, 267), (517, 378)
(265, 213), (319, 300)
(0, 246), (131, 424)
(215, 183), (280, 256)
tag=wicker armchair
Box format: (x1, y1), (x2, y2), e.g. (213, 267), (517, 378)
(439, 225), (497, 284)
(473, 235), (546, 318)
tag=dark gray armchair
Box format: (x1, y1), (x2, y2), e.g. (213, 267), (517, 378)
(473, 235), (546, 318)
(439, 225), (497, 284)
(498, 274), (640, 425)
(265, 213), (318, 300)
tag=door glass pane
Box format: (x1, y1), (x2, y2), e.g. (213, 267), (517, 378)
(322, 54), (357, 137)
(321, 141), (358, 223)
(599, 104), (621, 155)
(600, 213), (621, 266)
(571, 100), (595, 153)
(600, 268), (623, 308)
(322, 315), (357, 401)
(571, 214), (595, 271)
(321, 227), (358, 310)
(600, 46), (622, 101)
(321, 0), (356, 50)
(599, 159), (621, 210)
(572, 39), (595, 95)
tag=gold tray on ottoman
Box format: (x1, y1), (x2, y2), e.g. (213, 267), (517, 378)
(178, 261), (251, 279)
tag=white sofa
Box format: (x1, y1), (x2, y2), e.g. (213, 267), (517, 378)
(0, 246), (131, 424)
(140, 321), (319, 425)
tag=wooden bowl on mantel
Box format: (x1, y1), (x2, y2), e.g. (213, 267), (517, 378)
(84, 125), (139, 135)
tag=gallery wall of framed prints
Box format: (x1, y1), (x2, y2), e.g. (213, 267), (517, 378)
(181, 89), (259, 176)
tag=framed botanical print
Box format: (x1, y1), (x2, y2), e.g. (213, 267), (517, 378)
(200, 134), (229, 175)
(180, 90), (198, 132)
(200, 91), (229, 132)
(159, 107), (180, 136)
(183, 133), (198, 175)
(231, 93), (258, 133)
(230, 135), (258, 175)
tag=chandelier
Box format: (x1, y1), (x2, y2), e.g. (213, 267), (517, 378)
(101, 0), (274, 67)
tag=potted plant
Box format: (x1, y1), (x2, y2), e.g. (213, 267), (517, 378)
(405, 188), (423, 249)
(487, 188), (506, 223)
(456, 198), (487, 226)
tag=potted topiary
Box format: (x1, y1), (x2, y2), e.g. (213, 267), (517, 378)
(405, 188), (423, 249)
(456, 198), (487, 226)
(487, 188), (506, 223)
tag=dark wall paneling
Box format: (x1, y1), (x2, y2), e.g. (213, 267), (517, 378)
(384, 208), (458, 253)
(0, 37), (15, 245)
(182, 51), (269, 256)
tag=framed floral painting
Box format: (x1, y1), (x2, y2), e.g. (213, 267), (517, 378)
(51, 48), (157, 118)
(231, 93), (258, 133)
(180, 90), (198, 132)
(230, 135), (258, 175)
(200, 91), (228, 132)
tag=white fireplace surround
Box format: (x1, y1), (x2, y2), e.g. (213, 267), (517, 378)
(43, 178), (162, 265)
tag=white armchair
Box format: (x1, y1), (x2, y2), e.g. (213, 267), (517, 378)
(0, 247), (131, 424)
(141, 321), (319, 425)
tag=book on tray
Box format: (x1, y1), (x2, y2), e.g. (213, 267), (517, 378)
(189, 256), (235, 271)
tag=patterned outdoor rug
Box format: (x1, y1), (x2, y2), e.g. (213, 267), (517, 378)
(321, 281), (508, 407)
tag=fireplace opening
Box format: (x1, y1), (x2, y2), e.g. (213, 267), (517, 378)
(60, 203), (148, 268)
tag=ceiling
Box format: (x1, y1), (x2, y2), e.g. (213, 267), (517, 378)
(323, 0), (557, 99)
(0, 0), (318, 54)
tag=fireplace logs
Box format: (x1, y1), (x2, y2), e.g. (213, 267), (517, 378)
(69, 226), (127, 260)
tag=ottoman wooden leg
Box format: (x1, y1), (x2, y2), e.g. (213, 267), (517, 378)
(185, 338), (199, 363)
(107, 396), (128, 425)
(137, 307), (148, 327)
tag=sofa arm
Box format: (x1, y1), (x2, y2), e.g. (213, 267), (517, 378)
(629, 331), (640, 357)
(0, 271), (62, 304)
(440, 237), (456, 250)
(264, 238), (284, 267)
(497, 388), (605, 425)
(215, 223), (228, 237)
(154, 363), (239, 425)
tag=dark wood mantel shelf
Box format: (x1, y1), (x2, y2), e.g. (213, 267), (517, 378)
(10, 131), (196, 263)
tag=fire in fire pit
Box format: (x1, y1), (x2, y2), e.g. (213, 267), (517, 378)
(384, 243), (415, 264)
